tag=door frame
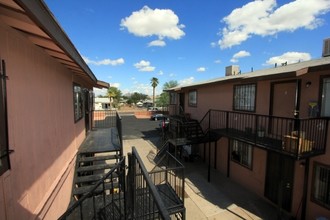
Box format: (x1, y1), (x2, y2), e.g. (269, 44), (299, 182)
(264, 152), (295, 212)
(269, 79), (301, 119)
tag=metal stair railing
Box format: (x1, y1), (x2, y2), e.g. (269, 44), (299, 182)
(58, 157), (126, 220)
(150, 151), (185, 218)
(127, 147), (171, 220)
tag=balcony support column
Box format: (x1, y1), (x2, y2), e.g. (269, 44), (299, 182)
(208, 141), (211, 182)
(301, 158), (310, 220)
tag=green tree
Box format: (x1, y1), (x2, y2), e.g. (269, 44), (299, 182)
(156, 80), (178, 107)
(129, 92), (148, 105)
(107, 87), (122, 108)
(150, 77), (159, 107)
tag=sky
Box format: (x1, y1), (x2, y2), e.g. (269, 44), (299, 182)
(44, 0), (330, 97)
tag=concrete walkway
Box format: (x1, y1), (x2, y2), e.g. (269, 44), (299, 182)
(123, 138), (279, 220)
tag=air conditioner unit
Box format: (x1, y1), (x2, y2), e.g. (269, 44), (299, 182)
(323, 38), (330, 57)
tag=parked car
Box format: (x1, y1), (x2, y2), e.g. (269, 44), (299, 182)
(148, 107), (159, 112)
(150, 113), (166, 121)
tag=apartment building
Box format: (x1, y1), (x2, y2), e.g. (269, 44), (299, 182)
(0, 1), (108, 219)
(167, 45), (330, 219)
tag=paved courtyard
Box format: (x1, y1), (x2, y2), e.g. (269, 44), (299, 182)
(121, 115), (280, 220)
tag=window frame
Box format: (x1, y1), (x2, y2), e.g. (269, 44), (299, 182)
(319, 75), (330, 117)
(0, 59), (11, 176)
(230, 140), (253, 169)
(170, 92), (177, 105)
(188, 90), (197, 107)
(233, 83), (256, 112)
(73, 83), (84, 123)
(311, 162), (330, 209)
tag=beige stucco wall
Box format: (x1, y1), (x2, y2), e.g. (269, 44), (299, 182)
(0, 20), (88, 219)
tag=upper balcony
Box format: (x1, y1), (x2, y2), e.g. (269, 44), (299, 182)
(169, 108), (329, 160)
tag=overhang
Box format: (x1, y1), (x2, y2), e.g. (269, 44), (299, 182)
(166, 56), (330, 92)
(0, 0), (106, 88)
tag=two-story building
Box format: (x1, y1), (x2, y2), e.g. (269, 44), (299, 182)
(0, 0), (108, 219)
(167, 43), (330, 219)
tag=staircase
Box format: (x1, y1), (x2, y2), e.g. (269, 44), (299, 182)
(181, 119), (205, 140)
(73, 150), (121, 199)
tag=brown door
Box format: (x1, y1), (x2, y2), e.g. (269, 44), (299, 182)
(265, 152), (294, 212)
(271, 81), (299, 118)
(265, 80), (299, 212)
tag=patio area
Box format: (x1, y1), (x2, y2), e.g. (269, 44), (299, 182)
(123, 137), (281, 220)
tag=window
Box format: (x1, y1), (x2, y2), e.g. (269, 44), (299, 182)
(170, 92), (176, 105)
(321, 77), (330, 117)
(230, 140), (253, 169)
(312, 162), (330, 209)
(233, 84), (256, 112)
(0, 60), (10, 175)
(73, 84), (84, 122)
(188, 90), (197, 107)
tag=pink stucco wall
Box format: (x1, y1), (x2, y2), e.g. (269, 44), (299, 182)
(0, 20), (89, 219)
(181, 70), (330, 219)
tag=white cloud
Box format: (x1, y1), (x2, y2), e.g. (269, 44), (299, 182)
(218, 0), (330, 49)
(197, 67), (206, 72)
(148, 39), (166, 47)
(93, 88), (108, 97)
(265, 52), (311, 66)
(129, 83), (162, 96)
(120, 6), (185, 46)
(214, 59), (221, 64)
(179, 77), (194, 85)
(134, 60), (156, 72)
(83, 56), (125, 66)
(210, 42), (218, 48)
(158, 70), (164, 76)
(230, 50), (251, 63)
(111, 83), (121, 88)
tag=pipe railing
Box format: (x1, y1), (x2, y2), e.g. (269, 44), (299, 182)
(200, 110), (329, 158)
(127, 147), (171, 220)
(58, 157), (126, 220)
(150, 151), (185, 215)
(92, 110), (117, 128)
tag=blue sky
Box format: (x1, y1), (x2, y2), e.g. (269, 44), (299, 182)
(44, 0), (330, 97)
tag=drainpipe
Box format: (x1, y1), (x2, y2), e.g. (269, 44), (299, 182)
(294, 80), (301, 130)
(301, 158), (310, 220)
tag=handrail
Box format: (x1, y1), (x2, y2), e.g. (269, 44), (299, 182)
(58, 157), (126, 220)
(150, 151), (185, 205)
(128, 147), (171, 220)
(116, 110), (123, 156)
(206, 109), (329, 159)
(171, 109), (329, 159)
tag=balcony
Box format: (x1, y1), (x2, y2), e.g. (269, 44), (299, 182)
(170, 109), (329, 160)
(59, 110), (185, 219)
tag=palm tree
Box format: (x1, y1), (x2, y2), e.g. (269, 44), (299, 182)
(107, 87), (122, 108)
(150, 77), (159, 107)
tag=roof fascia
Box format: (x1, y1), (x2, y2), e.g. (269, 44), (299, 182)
(14, 0), (97, 83)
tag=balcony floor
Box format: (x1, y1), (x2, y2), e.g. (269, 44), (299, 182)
(79, 128), (121, 154)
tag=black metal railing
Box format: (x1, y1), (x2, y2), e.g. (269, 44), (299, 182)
(199, 109), (329, 159)
(116, 111), (123, 156)
(93, 110), (117, 128)
(127, 147), (171, 220)
(58, 157), (126, 220)
(150, 152), (185, 218)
